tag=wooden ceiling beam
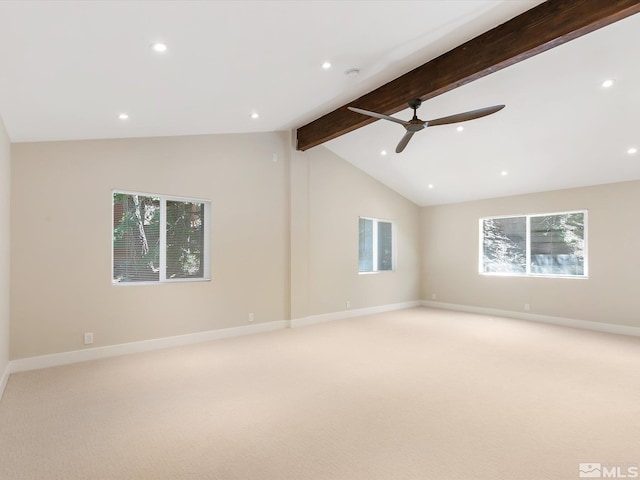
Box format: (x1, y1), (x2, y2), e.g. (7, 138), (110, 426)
(295, 0), (640, 151)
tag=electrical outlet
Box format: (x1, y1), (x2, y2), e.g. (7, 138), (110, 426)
(524, 304), (530, 312)
(83, 332), (94, 345)
(431, 293), (437, 300)
(248, 313), (255, 323)
(346, 300), (351, 309)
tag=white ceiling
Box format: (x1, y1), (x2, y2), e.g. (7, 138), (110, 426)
(1, 1), (638, 206)
(325, 11), (640, 206)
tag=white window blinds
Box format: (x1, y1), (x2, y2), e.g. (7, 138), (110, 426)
(113, 191), (210, 284)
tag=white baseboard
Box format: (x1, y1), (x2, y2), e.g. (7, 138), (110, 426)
(422, 300), (640, 337)
(10, 320), (289, 374)
(290, 300), (422, 328)
(0, 362), (10, 401)
(7, 301), (423, 375)
(16, 298), (615, 378)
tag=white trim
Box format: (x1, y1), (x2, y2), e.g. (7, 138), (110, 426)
(8, 300), (632, 383)
(421, 300), (640, 337)
(159, 197), (167, 281)
(6, 301), (421, 375)
(290, 301), (422, 328)
(113, 189), (210, 204)
(9, 321), (289, 374)
(0, 363), (10, 401)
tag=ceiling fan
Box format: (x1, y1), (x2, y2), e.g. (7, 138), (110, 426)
(348, 99), (505, 153)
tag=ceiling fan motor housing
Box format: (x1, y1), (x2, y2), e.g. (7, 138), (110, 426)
(408, 99), (422, 110)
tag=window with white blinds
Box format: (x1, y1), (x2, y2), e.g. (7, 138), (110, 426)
(112, 191), (211, 284)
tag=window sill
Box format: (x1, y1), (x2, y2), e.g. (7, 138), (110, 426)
(112, 277), (211, 286)
(479, 272), (588, 280)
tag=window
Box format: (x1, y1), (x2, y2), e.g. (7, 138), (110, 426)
(480, 210), (586, 277)
(359, 217), (395, 273)
(112, 191), (211, 284)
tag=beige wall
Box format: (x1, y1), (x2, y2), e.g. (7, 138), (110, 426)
(291, 146), (421, 318)
(12, 126), (635, 359)
(10, 133), (421, 359)
(0, 117), (10, 375)
(11, 132), (291, 359)
(421, 180), (640, 327)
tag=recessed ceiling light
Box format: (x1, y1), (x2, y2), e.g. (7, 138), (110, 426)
(322, 61), (332, 70)
(380, 150), (387, 156)
(118, 113), (129, 120)
(456, 126), (464, 132)
(501, 171), (508, 176)
(151, 42), (167, 53)
(628, 147), (638, 155)
(427, 184), (434, 189)
(601, 79), (615, 88)
(345, 68), (360, 77)
(251, 112), (259, 119)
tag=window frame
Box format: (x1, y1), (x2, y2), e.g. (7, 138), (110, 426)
(478, 209), (588, 279)
(112, 189), (211, 285)
(358, 216), (397, 274)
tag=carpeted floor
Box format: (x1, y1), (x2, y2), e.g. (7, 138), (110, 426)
(1, 307), (639, 479)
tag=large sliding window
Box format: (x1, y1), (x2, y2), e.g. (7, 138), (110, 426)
(480, 210), (586, 278)
(113, 191), (211, 284)
(359, 217), (395, 273)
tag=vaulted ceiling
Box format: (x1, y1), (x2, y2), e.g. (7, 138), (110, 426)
(1, 1), (638, 206)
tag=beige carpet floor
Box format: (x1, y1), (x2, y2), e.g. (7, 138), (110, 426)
(1, 307), (639, 480)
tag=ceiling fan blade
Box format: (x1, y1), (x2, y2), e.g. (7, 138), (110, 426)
(396, 131), (416, 153)
(348, 107), (410, 126)
(426, 105), (505, 127)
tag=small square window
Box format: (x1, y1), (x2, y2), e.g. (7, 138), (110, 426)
(113, 191), (211, 284)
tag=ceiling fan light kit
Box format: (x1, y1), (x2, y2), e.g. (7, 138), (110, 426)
(348, 99), (505, 153)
